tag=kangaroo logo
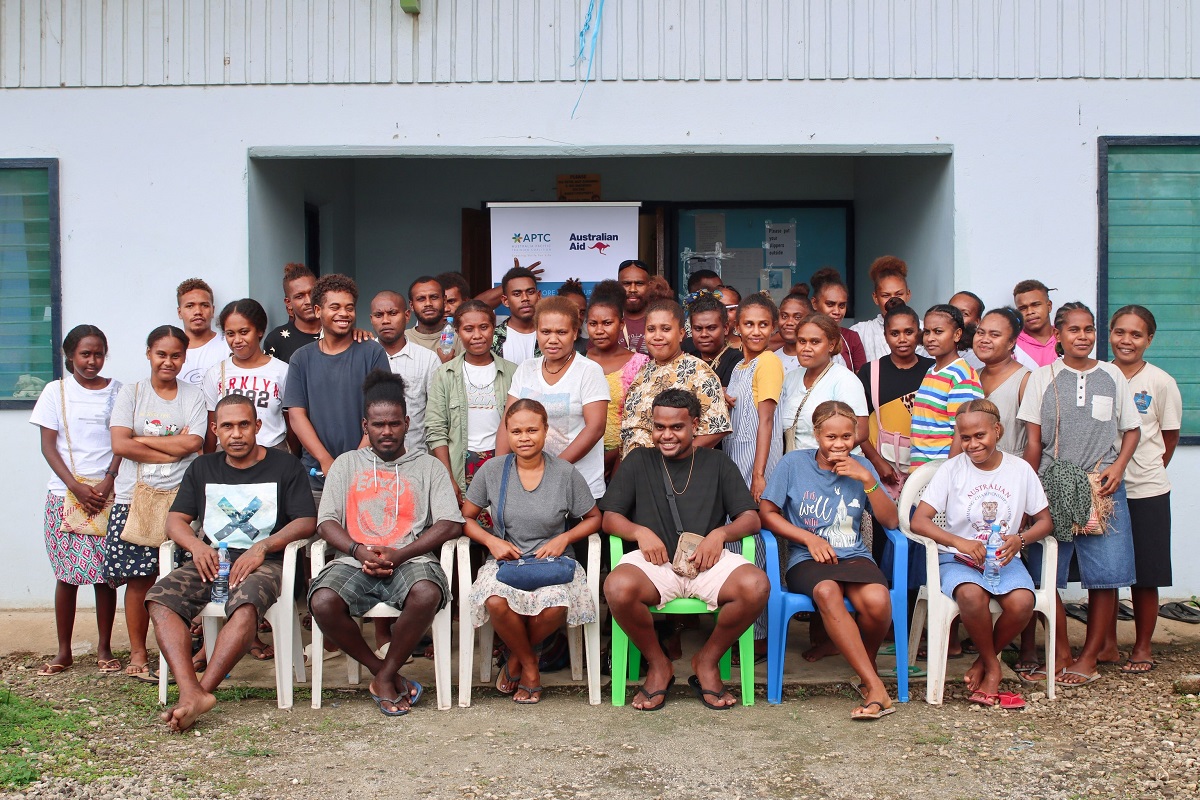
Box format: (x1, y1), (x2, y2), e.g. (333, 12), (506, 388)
(589, 242), (611, 254)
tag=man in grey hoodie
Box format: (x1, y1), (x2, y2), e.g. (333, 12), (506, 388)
(308, 370), (464, 716)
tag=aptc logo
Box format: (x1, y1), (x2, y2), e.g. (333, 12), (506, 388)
(512, 233), (551, 243)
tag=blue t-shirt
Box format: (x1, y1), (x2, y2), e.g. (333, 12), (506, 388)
(760, 450), (879, 569)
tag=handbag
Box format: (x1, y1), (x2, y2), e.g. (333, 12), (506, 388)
(782, 362), (833, 453)
(1040, 365), (1111, 542)
(119, 383), (178, 548)
(870, 358), (912, 499)
(57, 381), (113, 537)
(491, 455), (578, 591)
(661, 457), (706, 579)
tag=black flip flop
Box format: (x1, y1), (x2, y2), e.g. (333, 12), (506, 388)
(1158, 602), (1200, 624)
(1064, 602), (1090, 624)
(1120, 659), (1156, 674)
(631, 676), (675, 711)
(688, 674), (735, 710)
(1116, 600), (1135, 621)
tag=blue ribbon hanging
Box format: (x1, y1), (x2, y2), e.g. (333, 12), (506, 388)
(571, 0), (607, 118)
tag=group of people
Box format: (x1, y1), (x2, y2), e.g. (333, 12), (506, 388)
(30, 255), (1179, 728)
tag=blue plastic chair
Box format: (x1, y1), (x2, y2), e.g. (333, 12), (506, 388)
(761, 521), (910, 704)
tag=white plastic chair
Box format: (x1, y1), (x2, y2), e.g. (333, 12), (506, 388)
(156, 537), (308, 709)
(456, 533), (602, 707)
(898, 461), (1058, 704)
(309, 538), (456, 711)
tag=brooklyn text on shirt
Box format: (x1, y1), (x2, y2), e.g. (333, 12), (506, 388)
(222, 375), (282, 402)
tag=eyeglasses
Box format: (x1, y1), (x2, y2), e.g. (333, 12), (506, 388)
(618, 259), (650, 271)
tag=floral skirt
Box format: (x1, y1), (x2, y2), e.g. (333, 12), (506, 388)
(468, 560), (596, 629)
(101, 504), (159, 586)
(43, 493), (107, 586)
(465, 449), (495, 529)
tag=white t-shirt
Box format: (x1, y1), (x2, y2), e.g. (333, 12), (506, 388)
(850, 315), (889, 363)
(29, 377), (123, 495)
(179, 334), (230, 388)
(919, 451), (1049, 555)
(778, 362), (869, 451)
(501, 327), (538, 366)
(201, 357), (291, 447)
(463, 361), (501, 452)
(1122, 361), (1182, 499)
(774, 348), (800, 377)
(384, 340), (440, 454)
(110, 381), (207, 503)
(508, 355), (609, 498)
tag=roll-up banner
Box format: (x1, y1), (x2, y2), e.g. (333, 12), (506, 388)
(488, 202), (642, 298)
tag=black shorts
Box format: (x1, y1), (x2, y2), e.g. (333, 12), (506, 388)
(785, 557), (888, 598)
(1128, 492), (1172, 589)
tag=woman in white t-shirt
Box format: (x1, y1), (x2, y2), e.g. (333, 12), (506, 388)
(911, 399), (1054, 710)
(29, 325), (123, 676)
(778, 313), (869, 452)
(503, 296), (608, 499)
(201, 299), (292, 452)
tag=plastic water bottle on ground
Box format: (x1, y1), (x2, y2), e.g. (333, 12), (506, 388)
(984, 522), (1002, 593)
(211, 542), (230, 605)
(437, 316), (456, 357)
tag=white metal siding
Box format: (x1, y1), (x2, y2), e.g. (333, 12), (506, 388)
(2, 0), (1199, 88)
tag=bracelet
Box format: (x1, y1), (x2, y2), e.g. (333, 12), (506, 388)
(350, 543), (362, 560)
(1017, 531), (1027, 549)
(104, 469), (119, 479)
(864, 482), (880, 495)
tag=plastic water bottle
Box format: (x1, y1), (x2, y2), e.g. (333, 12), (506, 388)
(308, 467), (323, 478)
(211, 542), (230, 604)
(437, 316), (456, 357)
(984, 522), (1002, 593)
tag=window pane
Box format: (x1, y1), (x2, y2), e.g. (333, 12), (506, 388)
(0, 167), (55, 401)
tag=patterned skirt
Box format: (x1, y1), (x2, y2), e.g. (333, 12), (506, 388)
(101, 504), (159, 586)
(465, 450), (495, 529)
(468, 560), (596, 629)
(43, 493), (107, 586)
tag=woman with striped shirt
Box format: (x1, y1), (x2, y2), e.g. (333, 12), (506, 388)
(910, 305), (983, 466)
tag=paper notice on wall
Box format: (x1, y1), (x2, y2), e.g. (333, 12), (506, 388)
(720, 248), (764, 297)
(695, 214), (726, 252)
(765, 221), (796, 267)
(759, 269), (792, 303)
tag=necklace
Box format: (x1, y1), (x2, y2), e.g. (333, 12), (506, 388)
(661, 450), (697, 494)
(463, 361), (497, 392)
(703, 344), (730, 370)
(1119, 359), (1147, 382)
(543, 351), (576, 375)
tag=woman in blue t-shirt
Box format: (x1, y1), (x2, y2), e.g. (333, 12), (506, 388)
(760, 400), (900, 721)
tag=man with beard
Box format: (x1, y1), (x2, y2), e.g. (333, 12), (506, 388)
(436, 272), (471, 318)
(176, 278), (229, 386)
(406, 276), (461, 362)
(308, 370), (464, 716)
(369, 291), (439, 454)
(616, 260), (651, 355)
(491, 266), (542, 364)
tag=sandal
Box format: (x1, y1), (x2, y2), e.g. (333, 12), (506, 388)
(36, 662), (69, 677)
(1120, 659), (1156, 674)
(514, 684), (543, 705)
(1116, 600), (1135, 621)
(369, 690), (408, 717)
(997, 691), (1026, 710)
(125, 662), (151, 680)
(495, 662), (519, 695)
(632, 676), (675, 711)
(1054, 668), (1101, 688)
(97, 658), (122, 674)
(1019, 665), (1048, 683)
(192, 653), (208, 673)
(1012, 660), (1041, 674)
(688, 674), (736, 710)
(967, 690), (999, 707)
(248, 643), (275, 661)
(851, 700), (895, 721)
(1064, 602), (1089, 624)
(1158, 602), (1200, 624)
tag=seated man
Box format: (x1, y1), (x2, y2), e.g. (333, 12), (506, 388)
(600, 388), (769, 711)
(308, 370), (464, 716)
(148, 394), (316, 732)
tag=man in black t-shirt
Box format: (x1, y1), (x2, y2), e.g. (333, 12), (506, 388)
(147, 395), (316, 732)
(600, 389), (768, 711)
(682, 294), (742, 388)
(263, 263), (322, 363)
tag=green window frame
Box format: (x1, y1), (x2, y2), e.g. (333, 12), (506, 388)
(0, 160), (61, 409)
(1098, 137), (1200, 442)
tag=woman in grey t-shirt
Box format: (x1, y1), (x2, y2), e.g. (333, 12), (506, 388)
(461, 399), (600, 704)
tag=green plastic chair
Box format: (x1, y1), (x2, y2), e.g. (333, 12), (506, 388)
(608, 534), (757, 707)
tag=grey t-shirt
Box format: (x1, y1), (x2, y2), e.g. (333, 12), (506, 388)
(110, 380), (207, 503)
(282, 340), (390, 480)
(465, 453), (595, 559)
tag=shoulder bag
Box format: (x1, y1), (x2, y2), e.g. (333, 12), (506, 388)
(661, 457), (706, 578)
(870, 358), (912, 499)
(57, 381), (114, 537)
(1039, 365), (1110, 542)
(782, 362), (833, 454)
(119, 383), (179, 548)
(493, 455), (578, 591)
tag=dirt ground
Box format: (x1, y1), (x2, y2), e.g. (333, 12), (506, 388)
(3, 612), (1200, 800)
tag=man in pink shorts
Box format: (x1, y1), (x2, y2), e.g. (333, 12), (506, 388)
(600, 388), (768, 711)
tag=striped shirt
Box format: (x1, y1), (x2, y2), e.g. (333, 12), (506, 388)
(910, 358), (983, 465)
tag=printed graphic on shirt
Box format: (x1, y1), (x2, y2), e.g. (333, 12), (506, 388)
(347, 469), (417, 548)
(218, 374), (282, 410)
(535, 390), (572, 455)
(203, 483), (278, 548)
(1134, 391), (1152, 414)
(796, 487), (860, 549)
(963, 482), (1015, 540)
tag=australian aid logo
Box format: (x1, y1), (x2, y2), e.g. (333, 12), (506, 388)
(569, 232), (618, 253)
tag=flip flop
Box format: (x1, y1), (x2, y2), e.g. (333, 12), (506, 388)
(369, 691), (408, 717)
(495, 662), (519, 695)
(125, 662), (153, 681)
(146, 668), (174, 686)
(879, 664), (927, 679)
(1120, 659), (1157, 674)
(632, 676), (676, 711)
(1159, 602), (1200, 624)
(402, 678), (425, 709)
(514, 684), (543, 705)
(1054, 668), (1101, 688)
(879, 643), (896, 656)
(997, 691), (1026, 710)
(1116, 600), (1135, 621)
(36, 662), (69, 677)
(248, 643), (275, 661)
(1064, 603), (1089, 624)
(97, 658), (122, 674)
(1012, 660), (1041, 674)
(688, 674), (736, 710)
(851, 700), (895, 721)
(1019, 665), (1048, 683)
(967, 690), (999, 707)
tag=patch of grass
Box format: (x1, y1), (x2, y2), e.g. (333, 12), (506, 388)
(913, 732), (953, 746)
(225, 745), (273, 758)
(0, 685), (130, 790)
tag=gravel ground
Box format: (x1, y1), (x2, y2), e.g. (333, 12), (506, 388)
(3, 644), (1199, 800)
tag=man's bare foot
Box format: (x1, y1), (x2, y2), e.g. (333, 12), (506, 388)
(690, 655), (735, 708)
(963, 657), (986, 692)
(802, 640), (838, 662)
(632, 661), (674, 710)
(161, 691), (217, 732)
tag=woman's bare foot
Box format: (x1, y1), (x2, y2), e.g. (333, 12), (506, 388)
(963, 657), (986, 692)
(802, 640), (839, 662)
(161, 691), (217, 732)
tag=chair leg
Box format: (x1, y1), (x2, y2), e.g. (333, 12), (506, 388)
(718, 643), (732, 683)
(765, 603), (787, 705)
(458, 613), (476, 708)
(158, 649), (169, 706)
(737, 627), (755, 707)
(290, 610), (306, 684)
(432, 608), (452, 711)
(924, 606), (952, 705)
(908, 597), (927, 667)
(202, 617), (221, 664)
(311, 620), (324, 709)
(478, 623), (494, 683)
(568, 625), (583, 682)
(890, 600), (909, 703)
(610, 620), (629, 707)
(584, 620), (601, 706)
(1043, 610), (1057, 702)
(267, 605), (292, 710)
